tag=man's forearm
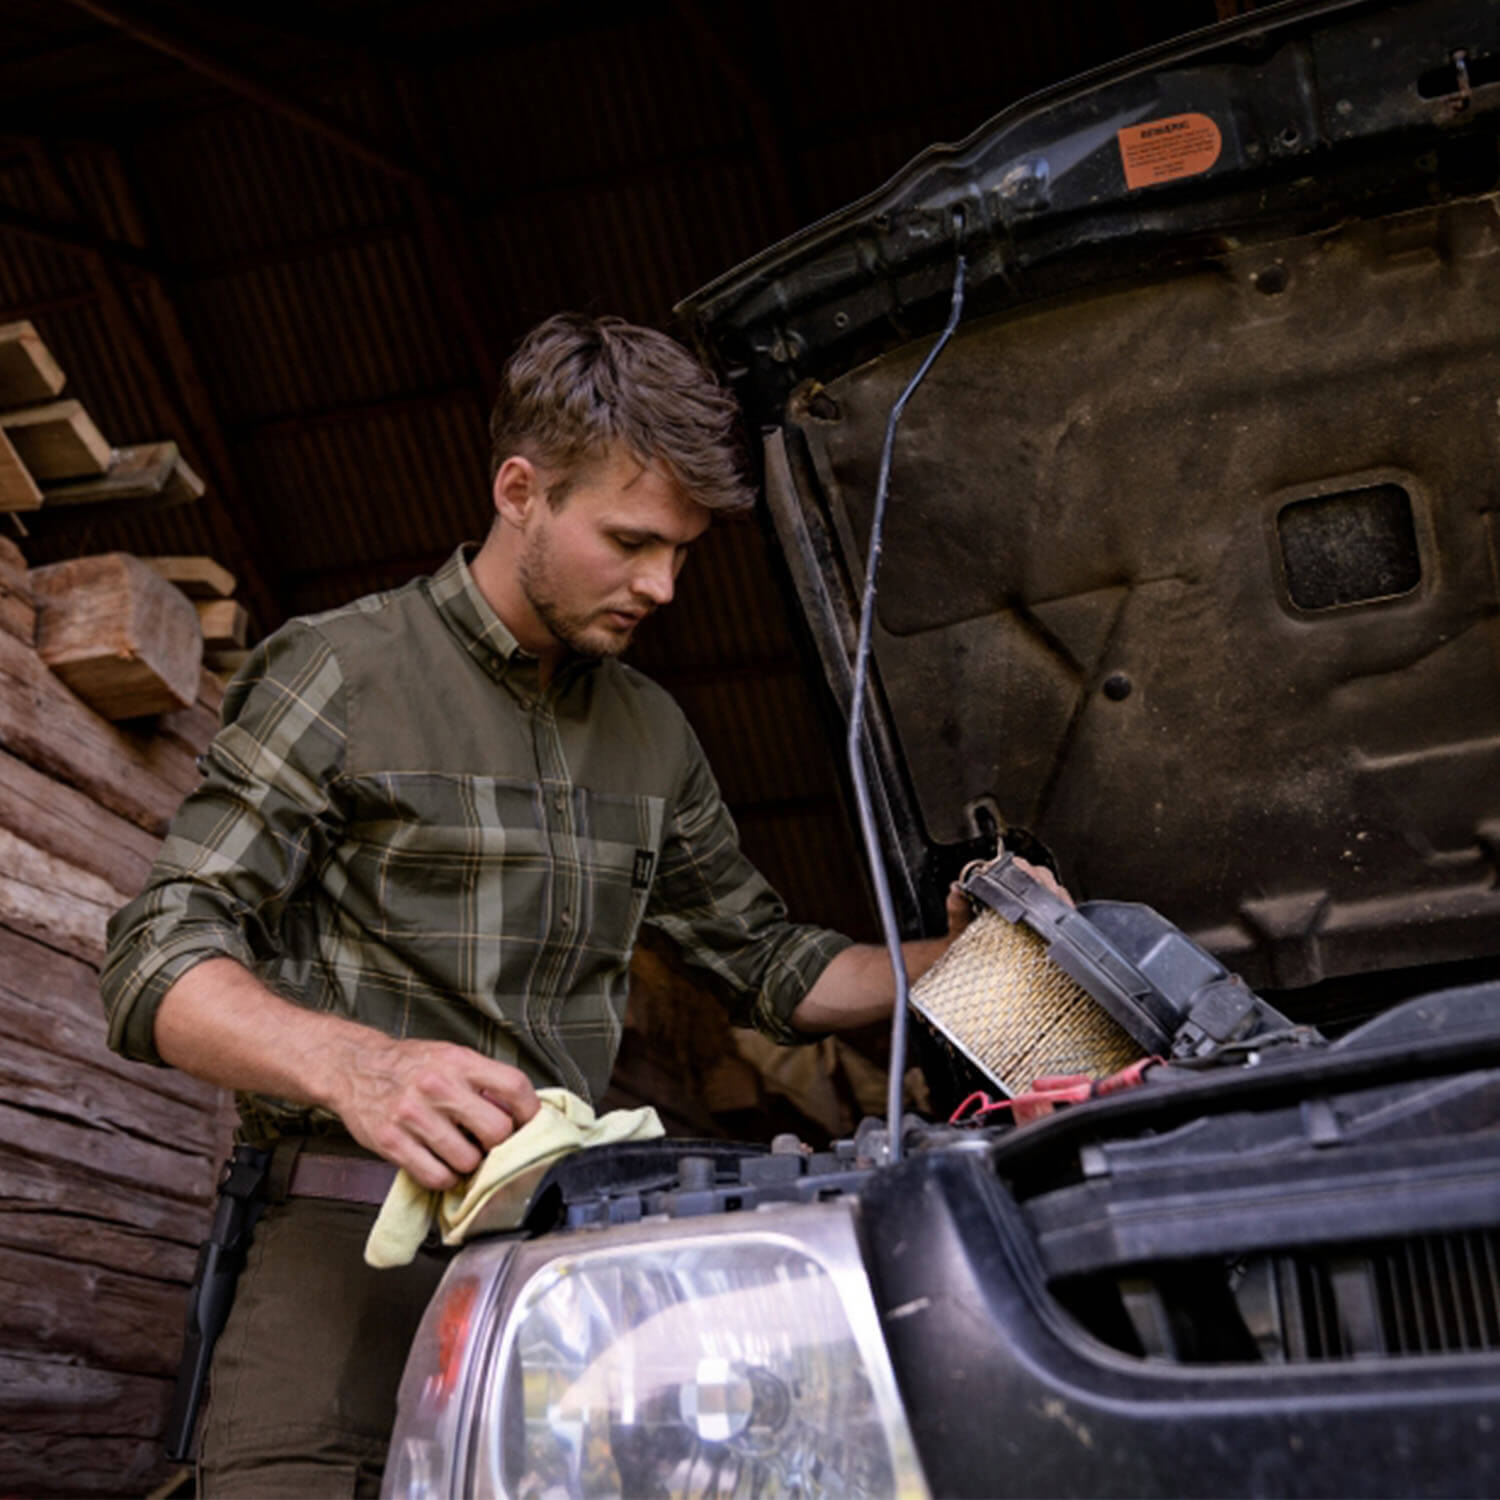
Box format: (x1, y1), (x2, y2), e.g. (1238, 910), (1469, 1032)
(154, 957), (539, 1190)
(789, 935), (950, 1032)
(155, 957), (379, 1108)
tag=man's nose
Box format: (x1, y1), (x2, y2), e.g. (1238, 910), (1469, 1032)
(632, 552), (676, 607)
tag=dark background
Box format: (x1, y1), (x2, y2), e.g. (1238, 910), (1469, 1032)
(0, 0), (1232, 939)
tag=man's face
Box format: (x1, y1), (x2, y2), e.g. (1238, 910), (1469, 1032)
(515, 446), (712, 660)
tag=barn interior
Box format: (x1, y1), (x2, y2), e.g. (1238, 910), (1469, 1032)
(0, 2), (1238, 1493)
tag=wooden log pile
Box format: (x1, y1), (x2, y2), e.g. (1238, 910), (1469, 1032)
(0, 530), (238, 1499)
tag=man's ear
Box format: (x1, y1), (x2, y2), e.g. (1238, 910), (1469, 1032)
(493, 455), (542, 529)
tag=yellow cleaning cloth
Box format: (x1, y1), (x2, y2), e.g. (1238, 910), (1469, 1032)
(364, 1088), (664, 1268)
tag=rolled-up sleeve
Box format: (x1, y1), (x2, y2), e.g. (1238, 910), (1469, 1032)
(99, 622), (348, 1065)
(643, 720), (852, 1043)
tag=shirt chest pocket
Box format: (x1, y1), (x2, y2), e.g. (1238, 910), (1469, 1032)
(574, 790), (665, 962)
(336, 772), (552, 939)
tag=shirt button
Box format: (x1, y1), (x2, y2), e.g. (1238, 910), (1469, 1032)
(553, 792), (566, 812)
(560, 910), (573, 926)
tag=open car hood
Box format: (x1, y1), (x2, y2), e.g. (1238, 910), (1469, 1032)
(678, 0), (1500, 995)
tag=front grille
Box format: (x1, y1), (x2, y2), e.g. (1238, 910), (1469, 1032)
(1057, 1229), (1500, 1364)
(1363, 1231), (1500, 1357)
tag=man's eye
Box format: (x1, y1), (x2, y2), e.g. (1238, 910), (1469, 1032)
(612, 535), (646, 551)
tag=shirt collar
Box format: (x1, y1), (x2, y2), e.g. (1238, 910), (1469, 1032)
(425, 544), (596, 700)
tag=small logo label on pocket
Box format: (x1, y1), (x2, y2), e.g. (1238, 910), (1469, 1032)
(632, 849), (656, 889)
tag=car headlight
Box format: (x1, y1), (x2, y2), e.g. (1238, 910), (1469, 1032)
(385, 1202), (928, 1500)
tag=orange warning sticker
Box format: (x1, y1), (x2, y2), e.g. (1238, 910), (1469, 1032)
(1117, 113), (1223, 191)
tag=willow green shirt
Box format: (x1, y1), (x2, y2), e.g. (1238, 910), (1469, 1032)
(101, 547), (850, 1139)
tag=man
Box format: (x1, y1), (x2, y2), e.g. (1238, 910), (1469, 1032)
(101, 313), (976, 1495)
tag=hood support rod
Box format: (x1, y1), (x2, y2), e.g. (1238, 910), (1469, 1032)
(848, 216), (967, 1164)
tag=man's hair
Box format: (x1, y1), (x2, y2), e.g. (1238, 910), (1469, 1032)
(489, 312), (754, 513)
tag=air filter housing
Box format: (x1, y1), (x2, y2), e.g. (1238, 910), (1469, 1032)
(912, 854), (1304, 1099)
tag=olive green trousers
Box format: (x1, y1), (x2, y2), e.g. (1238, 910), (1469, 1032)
(197, 1195), (448, 1498)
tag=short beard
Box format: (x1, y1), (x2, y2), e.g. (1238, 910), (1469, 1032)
(516, 523), (632, 661)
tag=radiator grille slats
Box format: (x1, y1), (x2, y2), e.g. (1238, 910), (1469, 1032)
(1084, 1229), (1500, 1365)
(1287, 1231), (1500, 1361)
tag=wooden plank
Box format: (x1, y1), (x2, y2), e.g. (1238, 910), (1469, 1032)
(39, 440), (173, 504)
(0, 927), (227, 1116)
(0, 398), (112, 480)
(205, 647), (251, 677)
(0, 533), (35, 643)
(157, 698), (219, 760)
(0, 1353), (173, 1436)
(0, 825), (126, 964)
(0, 1354), (171, 1435)
(41, 442), (205, 512)
(0, 422), (42, 512)
(0, 1100), (213, 1204)
(21, 452), (207, 537)
(0, 624), (195, 834)
(0, 748), (159, 893)
(0, 1211), (196, 1285)
(0, 1147), (210, 1246)
(0, 1244), (186, 1376)
(197, 662), (225, 715)
(0, 1031), (228, 1162)
(32, 552), (203, 719)
(195, 597), (248, 650)
(0, 321), (67, 406)
(143, 554), (235, 599)
(0, 1432), (169, 1500)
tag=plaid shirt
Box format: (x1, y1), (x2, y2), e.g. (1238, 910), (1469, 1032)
(101, 547), (850, 1139)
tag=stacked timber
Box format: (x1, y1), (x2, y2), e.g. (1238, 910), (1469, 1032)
(144, 555), (252, 681)
(0, 321), (205, 531)
(0, 534), (233, 1500)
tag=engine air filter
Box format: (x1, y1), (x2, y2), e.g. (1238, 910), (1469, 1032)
(912, 908), (1139, 1095)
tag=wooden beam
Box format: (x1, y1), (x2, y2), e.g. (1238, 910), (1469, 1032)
(204, 647), (250, 679)
(0, 321), (66, 406)
(39, 441), (200, 507)
(0, 926), (225, 1122)
(0, 1241), (193, 1376)
(32, 553), (204, 719)
(22, 449), (207, 538)
(0, 399), (112, 481)
(194, 598), (247, 651)
(0, 825), (127, 965)
(0, 426), (43, 512)
(0, 1432), (168, 1500)
(0, 627), (194, 833)
(0, 537), (33, 644)
(0, 1353), (175, 1436)
(143, 554), (235, 599)
(0, 748), (159, 894)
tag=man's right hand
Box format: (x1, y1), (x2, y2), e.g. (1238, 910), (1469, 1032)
(328, 1036), (540, 1191)
(154, 958), (540, 1192)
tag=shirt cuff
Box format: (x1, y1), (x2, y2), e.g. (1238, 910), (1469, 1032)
(102, 927), (256, 1067)
(752, 927), (856, 1045)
